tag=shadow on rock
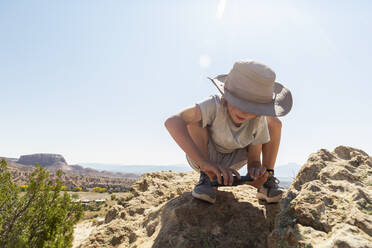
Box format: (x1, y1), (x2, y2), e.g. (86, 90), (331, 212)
(152, 190), (278, 248)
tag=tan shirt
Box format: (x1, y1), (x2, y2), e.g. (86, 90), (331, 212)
(197, 95), (271, 153)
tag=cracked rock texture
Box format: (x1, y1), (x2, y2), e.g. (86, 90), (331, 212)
(76, 171), (280, 248)
(268, 146), (372, 248)
(75, 146), (371, 248)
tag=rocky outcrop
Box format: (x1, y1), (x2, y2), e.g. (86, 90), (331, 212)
(75, 146), (372, 248)
(77, 171), (280, 248)
(104, 205), (125, 224)
(268, 146), (372, 248)
(17, 153), (67, 166)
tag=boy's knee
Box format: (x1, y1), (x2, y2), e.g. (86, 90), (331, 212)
(267, 116), (282, 129)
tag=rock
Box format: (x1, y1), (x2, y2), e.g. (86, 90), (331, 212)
(77, 171), (280, 248)
(17, 153), (67, 166)
(268, 146), (372, 248)
(96, 218), (105, 226)
(73, 220), (96, 248)
(105, 205), (125, 224)
(75, 146), (372, 248)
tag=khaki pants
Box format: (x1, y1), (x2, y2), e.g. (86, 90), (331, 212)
(186, 139), (248, 172)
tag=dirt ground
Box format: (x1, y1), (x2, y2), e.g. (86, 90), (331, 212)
(67, 191), (130, 200)
(72, 192), (122, 246)
(73, 220), (97, 248)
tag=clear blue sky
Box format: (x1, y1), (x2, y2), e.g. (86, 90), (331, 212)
(1, 0), (371, 167)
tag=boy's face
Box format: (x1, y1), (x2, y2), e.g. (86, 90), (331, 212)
(227, 102), (259, 126)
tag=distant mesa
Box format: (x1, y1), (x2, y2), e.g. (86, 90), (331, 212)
(17, 153), (67, 167)
(2, 153), (139, 182)
(2, 153), (139, 192)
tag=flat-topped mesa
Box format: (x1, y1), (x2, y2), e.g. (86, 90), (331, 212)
(17, 153), (67, 166)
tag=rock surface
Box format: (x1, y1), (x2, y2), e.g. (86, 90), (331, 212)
(75, 146), (372, 248)
(77, 171), (280, 248)
(268, 146), (372, 248)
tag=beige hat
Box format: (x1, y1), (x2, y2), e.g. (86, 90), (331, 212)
(208, 60), (293, 117)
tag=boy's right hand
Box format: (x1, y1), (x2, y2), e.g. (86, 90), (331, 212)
(201, 162), (240, 186)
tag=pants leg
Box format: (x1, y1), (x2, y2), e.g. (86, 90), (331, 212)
(186, 139), (248, 172)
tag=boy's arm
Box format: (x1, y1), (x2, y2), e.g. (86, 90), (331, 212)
(164, 106), (236, 185)
(247, 144), (268, 188)
(165, 105), (207, 167)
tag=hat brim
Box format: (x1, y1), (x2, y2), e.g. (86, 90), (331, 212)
(208, 74), (293, 117)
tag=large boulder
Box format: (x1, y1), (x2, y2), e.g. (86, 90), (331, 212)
(17, 153), (67, 166)
(77, 171), (280, 248)
(75, 146), (372, 248)
(268, 146), (372, 248)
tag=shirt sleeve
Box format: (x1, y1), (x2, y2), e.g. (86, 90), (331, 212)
(196, 95), (218, 128)
(250, 116), (271, 145)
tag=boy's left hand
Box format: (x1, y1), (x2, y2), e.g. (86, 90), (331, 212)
(248, 163), (266, 180)
(247, 162), (268, 188)
(247, 172), (268, 189)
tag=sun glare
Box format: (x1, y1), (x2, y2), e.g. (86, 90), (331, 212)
(216, 0), (227, 19)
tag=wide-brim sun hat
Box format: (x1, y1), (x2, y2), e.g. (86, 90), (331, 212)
(208, 60), (293, 117)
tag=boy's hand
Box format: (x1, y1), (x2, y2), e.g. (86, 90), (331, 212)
(247, 162), (268, 188)
(247, 172), (269, 189)
(248, 163), (266, 180)
(218, 166), (240, 186)
(201, 163), (240, 186)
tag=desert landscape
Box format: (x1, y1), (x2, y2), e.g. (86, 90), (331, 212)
(2, 146), (371, 247)
(2, 2), (372, 247)
(1, 154), (139, 192)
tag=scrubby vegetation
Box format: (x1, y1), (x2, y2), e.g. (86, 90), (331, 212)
(0, 159), (83, 248)
(92, 186), (107, 193)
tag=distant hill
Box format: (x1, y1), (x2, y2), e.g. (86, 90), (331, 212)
(1, 154), (138, 179)
(274, 162), (302, 178)
(0, 154), (140, 192)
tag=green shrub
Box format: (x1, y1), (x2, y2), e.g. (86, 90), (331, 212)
(71, 193), (79, 200)
(0, 159), (84, 248)
(20, 185), (28, 191)
(92, 186), (107, 193)
(72, 186), (82, 192)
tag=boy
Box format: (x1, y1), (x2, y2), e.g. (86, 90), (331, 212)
(165, 60), (293, 204)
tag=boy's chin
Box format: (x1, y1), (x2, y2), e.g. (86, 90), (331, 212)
(234, 117), (246, 123)
(232, 119), (245, 126)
